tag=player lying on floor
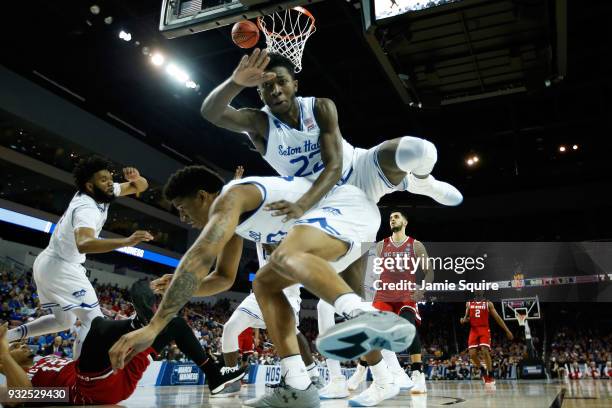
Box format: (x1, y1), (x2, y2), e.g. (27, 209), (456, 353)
(0, 281), (245, 406)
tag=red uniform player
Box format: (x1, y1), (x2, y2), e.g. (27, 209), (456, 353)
(461, 295), (513, 386)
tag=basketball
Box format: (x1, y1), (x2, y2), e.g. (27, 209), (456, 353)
(231, 20), (260, 49)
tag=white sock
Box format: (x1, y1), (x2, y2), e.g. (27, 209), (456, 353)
(306, 362), (319, 378)
(395, 136), (437, 176)
(8, 314), (71, 342)
(381, 349), (403, 372)
(370, 358), (393, 385)
(280, 355), (311, 390)
(327, 358), (343, 379)
(333, 293), (364, 318)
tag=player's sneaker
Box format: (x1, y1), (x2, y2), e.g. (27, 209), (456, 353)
(484, 375), (496, 387)
(128, 278), (156, 325)
(210, 376), (242, 398)
(208, 364), (246, 396)
(316, 311), (415, 361)
(243, 379), (320, 407)
(310, 376), (325, 390)
(410, 370), (427, 394)
(406, 173), (463, 206)
(347, 364), (368, 391)
(319, 376), (350, 399)
(391, 368), (414, 390)
(348, 381), (400, 407)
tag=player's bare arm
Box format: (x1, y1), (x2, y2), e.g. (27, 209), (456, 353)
(264, 98), (343, 221)
(117, 167), (149, 196)
(74, 227), (153, 254)
(200, 49), (270, 148)
(488, 301), (513, 340)
(413, 239), (432, 301)
(109, 185), (261, 369)
(151, 234), (244, 297)
(0, 324), (32, 390)
(460, 302), (470, 324)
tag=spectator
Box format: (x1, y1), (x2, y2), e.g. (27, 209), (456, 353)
(43, 336), (67, 357)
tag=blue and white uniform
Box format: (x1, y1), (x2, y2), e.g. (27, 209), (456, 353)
(261, 96), (407, 203)
(223, 176), (380, 272)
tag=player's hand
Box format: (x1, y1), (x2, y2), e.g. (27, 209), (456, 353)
(123, 167), (142, 182)
(0, 323), (9, 354)
(460, 317), (468, 324)
(151, 274), (173, 295)
(233, 165), (245, 180)
(232, 49), (277, 88)
(506, 330), (514, 340)
(264, 200), (305, 222)
(109, 326), (158, 371)
(124, 230), (154, 246)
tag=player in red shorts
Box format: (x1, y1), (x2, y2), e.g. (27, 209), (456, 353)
(349, 210), (433, 395)
(460, 293), (513, 387)
(0, 282), (245, 404)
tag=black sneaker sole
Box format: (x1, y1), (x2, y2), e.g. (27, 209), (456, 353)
(128, 279), (156, 325)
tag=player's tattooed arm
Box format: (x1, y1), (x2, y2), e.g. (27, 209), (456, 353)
(148, 189), (245, 333)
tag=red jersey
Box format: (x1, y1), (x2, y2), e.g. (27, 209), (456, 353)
(28, 349), (153, 404)
(374, 236), (416, 303)
(468, 301), (490, 327)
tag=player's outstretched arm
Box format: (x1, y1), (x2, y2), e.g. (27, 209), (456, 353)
(117, 167), (149, 196)
(488, 301), (514, 340)
(74, 227), (153, 254)
(201, 49), (269, 136)
(0, 324), (32, 390)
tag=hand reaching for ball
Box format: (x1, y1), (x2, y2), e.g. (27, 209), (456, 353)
(232, 48), (277, 88)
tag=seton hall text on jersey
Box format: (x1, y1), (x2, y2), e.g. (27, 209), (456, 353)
(278, 140), (320, 156)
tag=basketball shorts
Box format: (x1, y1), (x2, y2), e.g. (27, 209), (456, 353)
(33, 251), (100, 312)
(234, 292), (301, 331)
(468, 326), (491, 349)
(345, 143), (409, 204)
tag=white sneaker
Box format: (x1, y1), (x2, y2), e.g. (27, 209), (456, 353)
(410, 371), (427, 394)
(391, 368), (414, 390)
(348, 381), (400, 406)
(406, 173), (463, 206)
(319, 376), (349, 399)
(348, 364), (368, 391)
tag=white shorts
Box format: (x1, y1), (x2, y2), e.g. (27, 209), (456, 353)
(33, 251), (100, 312)
(293, 184), (381, 273)
(345, 144), (408, 204)
(234, 292), (301, 330)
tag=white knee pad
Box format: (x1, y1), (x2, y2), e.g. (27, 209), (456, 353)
(317, 300), (336, 333)
(222, 311), (252, 353)
(395, 136), (437, 176)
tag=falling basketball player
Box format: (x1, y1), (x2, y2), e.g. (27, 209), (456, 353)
(0, 281), (246, 404)
(108, 167), (415, 407)
(460, 292), (514, 386)
(348, 210), (432, 398)
(7, 156), (153, 359)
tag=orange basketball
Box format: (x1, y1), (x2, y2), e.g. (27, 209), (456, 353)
(231, 20), (260, 49)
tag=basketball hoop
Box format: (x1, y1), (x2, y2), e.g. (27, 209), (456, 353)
(516, 311), (528, 327)
(257, 7), (316, 73)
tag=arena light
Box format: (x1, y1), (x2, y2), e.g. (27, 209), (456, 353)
(0, 206), (179, 268)
(151, 53), (165, 66)
(472, 155), (479, 163)
(467, 159), (474, 166)
(119, 30), (132, 42)
(572, 144), (579, 150)
(185, 80), (198, 89)
(559, 145), (566, 153)
(166, 64), (190, 82)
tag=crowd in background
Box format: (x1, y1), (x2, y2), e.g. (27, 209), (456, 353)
(1, 266), (611, 380)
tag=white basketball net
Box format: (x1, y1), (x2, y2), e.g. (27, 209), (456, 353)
(257, 7), (316, 73)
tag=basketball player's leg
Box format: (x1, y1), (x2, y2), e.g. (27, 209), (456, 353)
(375, 137), (463, 205)
(8, 307), (77, 343)
(222, 308), (259, 367)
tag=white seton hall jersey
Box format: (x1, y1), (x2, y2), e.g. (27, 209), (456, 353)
(222, 176), (310, 245)
(45, 183), (121, 264)
(262, 96), (355, 183)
